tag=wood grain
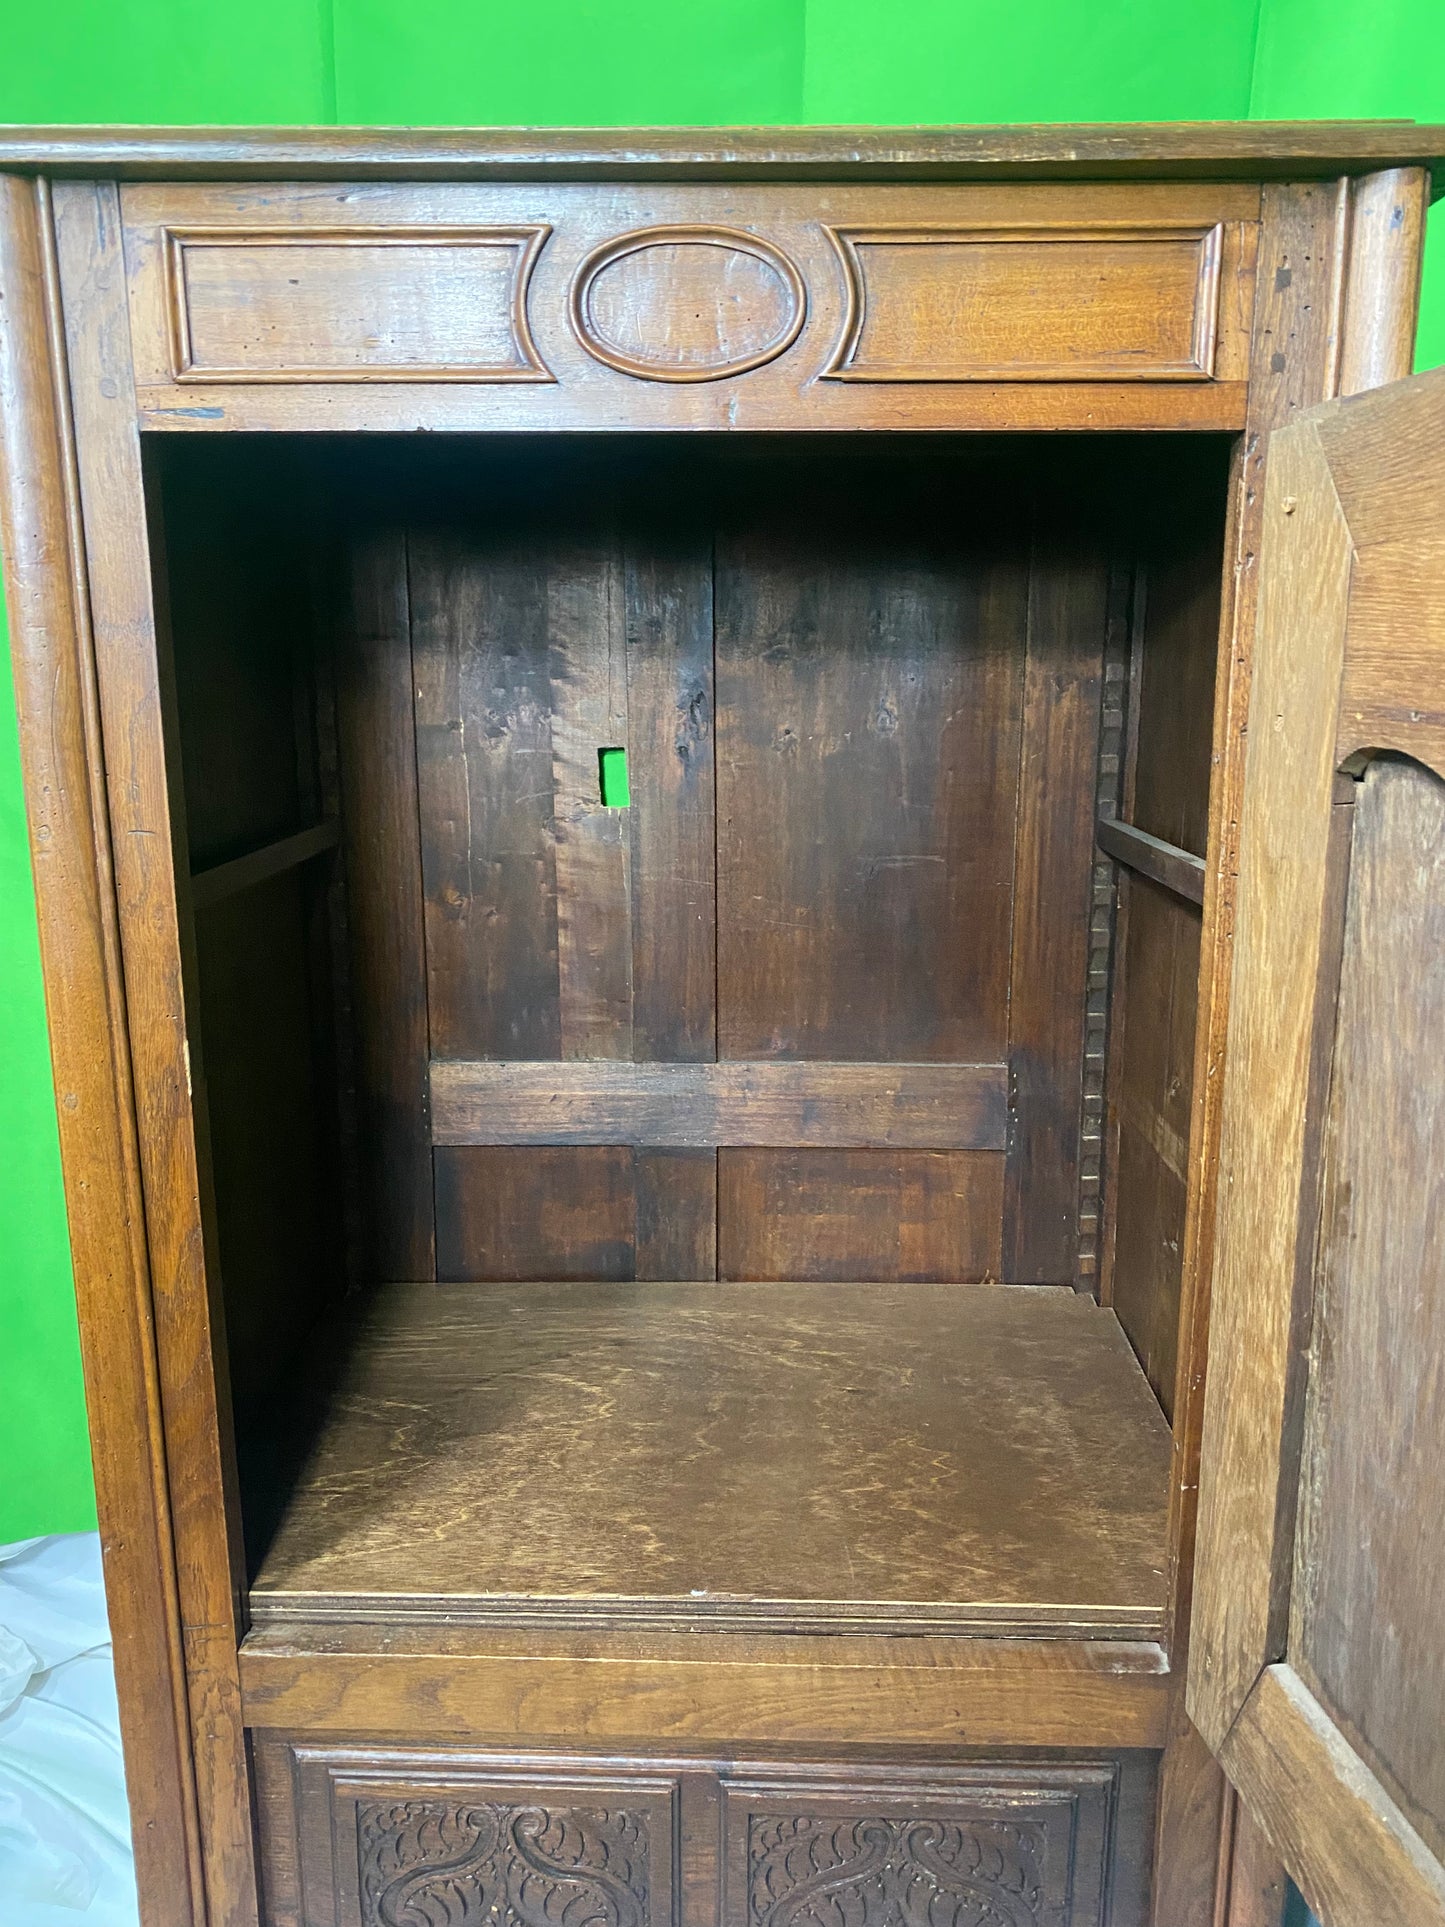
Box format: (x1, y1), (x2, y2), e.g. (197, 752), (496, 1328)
(0, 171), (204, 1927)
(431, 1059), (1008, 1149)
(1187, 418), (1353, 1752)
(52, 178), (258, 1922)
(239, 1623), (1172, 1751)
(249, 1278), (1172, 1639)
(718, 1149), (1004, 1283)
(1337, 169), (1429, 398)
(1291, 757), (1445, 1863)
(1220, 1666), (1445, 1927)
(4, 119), (1443, 179)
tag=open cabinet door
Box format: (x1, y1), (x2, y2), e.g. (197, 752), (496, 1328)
(1188, 364), (1445, 1927)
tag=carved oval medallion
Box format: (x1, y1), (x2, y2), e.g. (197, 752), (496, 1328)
(571, 226), (806, 382)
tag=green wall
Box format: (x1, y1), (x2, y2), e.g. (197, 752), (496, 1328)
(1, 0), (1441, 1541)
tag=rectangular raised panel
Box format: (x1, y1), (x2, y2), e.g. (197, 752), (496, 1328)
(823, 225), (1223, 381)
(258, 1742), (679, 1927)
(721, 1764), (1119, 1927)
(164, 225), (552, 381)
(429, 1059), (1008, 1149)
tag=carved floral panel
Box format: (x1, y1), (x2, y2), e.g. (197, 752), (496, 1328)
(355, 1798), (652, 1927)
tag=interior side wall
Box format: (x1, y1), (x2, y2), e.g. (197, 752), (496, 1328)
(156, 450), (349, 1527)
(1102, 455), (1228, 1415)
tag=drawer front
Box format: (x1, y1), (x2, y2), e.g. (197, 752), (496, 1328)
(253, 1741), (1148, 1927)
(119, 180), (1258, 435)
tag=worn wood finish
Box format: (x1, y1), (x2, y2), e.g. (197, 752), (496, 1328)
(333, 525), (435, 1282)
(249, 1743), (1148, 1927)
(433, 1144), (713, 1282)
(4, 121), (1444, 179)
(1151, 179), (1361, 1927)
(51, 178), (259, 1922)
(1002, 555), (1110, 1285)
(1220, 1798), (1289, 1927)
(1188, 371), (1445, 1927)
(1220, 1668), (1445, 1927)
(0, 170), (205, 1927)
(431, 1059), (1008, 1149)
(249, 1278), (1171, 1638)
(1188, 417), (1353, 1752)
(117, 181), (1257, 435)
(718, 1148), (1004, 1282)
(1337, 168), (1428, 397)
(240, 1623), (1171, 1751)
(1290, 757), (1445, 1862)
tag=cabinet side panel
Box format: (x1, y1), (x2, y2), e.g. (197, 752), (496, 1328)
(0, 172), (205, 1927)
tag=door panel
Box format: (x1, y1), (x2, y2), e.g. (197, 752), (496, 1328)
(1189, 366), (1445, 1927)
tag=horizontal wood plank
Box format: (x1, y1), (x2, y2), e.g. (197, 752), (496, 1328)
(4, 122), (1443, 180)
(189, 819), (338, 910)
(1096, 816), (1207, 905)
(238, 1623), (1172, 1750)
(430, 1058), (1007, 1149)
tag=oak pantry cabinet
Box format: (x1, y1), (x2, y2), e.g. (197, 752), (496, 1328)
(2, 123), (1445, 1927)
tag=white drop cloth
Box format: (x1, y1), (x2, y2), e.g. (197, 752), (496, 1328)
(0, 1535), (139, 1924)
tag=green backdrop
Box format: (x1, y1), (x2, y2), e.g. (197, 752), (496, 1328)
(1, 0), (1442, 1541)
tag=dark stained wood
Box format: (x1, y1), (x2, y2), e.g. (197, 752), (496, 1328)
(188, 817), (337, 909)
(4, 121), (1443, 180)
(1002, 554), (1110, 1285)
(1097, 818), (1206, 906)
(718, 1150), (1004, 1283)
(0, 170), (205, 1927)
(249, 1277), (1172, 1638)
(431, 1059), (1008, 1150)
(624, 532), (715, 1064)
(435, 1146), (637, 1282)
(412, 522), (561, 1061)
(714, 485), (1027, 1067)
(333, 525), (435, 1281)
(635, 1150), (717, 1282)
(1292, 757), (1445, 1864)
(1221, 1797), (1289, 1927)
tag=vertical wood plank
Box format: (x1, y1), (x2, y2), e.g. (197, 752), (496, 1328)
(635, 1148), (717, 1281)
(550, 540), (634, 1060)
(1187, 418), (1353, 1753)
(626, 531), (716, 1064)
(52, 178), (257, 1923)
(334, 525), (434, 1281)
(413, 527), (561, 1060)
(0, 172), (205, 1927)
(1002, 548), (1109, 1284)
(1338, 168), (1429, 397)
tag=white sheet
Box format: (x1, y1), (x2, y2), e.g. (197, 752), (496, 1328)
(0, 1535), (139, 1924)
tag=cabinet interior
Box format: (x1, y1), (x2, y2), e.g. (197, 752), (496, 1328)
(150, 430), (1227, 1640)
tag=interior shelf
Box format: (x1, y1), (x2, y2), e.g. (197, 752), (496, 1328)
(248, 1279), (1172, 1641)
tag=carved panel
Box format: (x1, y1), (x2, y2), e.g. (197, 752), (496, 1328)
(356, 1799), (651, 1927)
(254, 1743), (678, 1927)
(164, 225), (553, 382)
(722, 1768), (1119, 1927)
(823, 225), (1223, 382)
(571, 226), (806, 381)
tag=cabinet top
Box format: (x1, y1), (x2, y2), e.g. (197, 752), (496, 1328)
(1, 121), (1443, 184)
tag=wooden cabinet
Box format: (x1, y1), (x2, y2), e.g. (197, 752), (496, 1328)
(0, 124), (1443, 1927)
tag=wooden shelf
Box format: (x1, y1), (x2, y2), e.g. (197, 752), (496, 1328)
(249, 1279), (1172, 1641)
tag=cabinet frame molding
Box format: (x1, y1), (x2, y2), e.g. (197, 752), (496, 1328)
(0, 130), (1439, 1927)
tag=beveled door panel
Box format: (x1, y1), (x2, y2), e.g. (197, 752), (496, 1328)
(1189, 366), (1445, 1927)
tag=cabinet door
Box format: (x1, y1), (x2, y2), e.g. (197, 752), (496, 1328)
(1188, 365), (1445, 1927)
